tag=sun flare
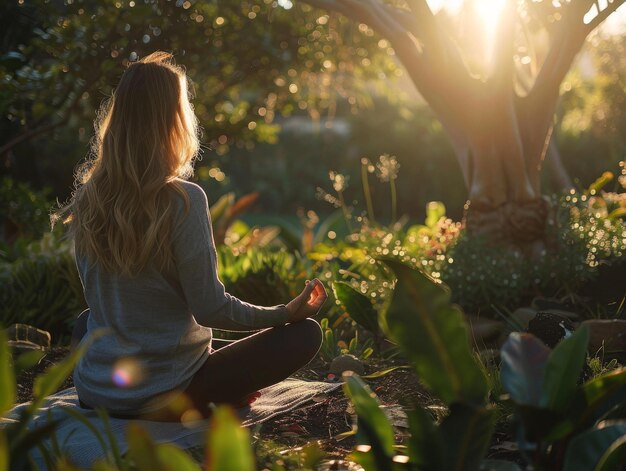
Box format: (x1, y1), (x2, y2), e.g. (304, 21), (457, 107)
(472, 0), (506, 62)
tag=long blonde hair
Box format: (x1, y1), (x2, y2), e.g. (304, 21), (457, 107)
(53, 51), (200, 276)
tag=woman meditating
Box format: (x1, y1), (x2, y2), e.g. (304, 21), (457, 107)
(57, 52), (326, 421)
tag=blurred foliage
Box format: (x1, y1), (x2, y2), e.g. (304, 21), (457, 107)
(342, 260), (626, 471)
(557, 33), (626, 189)
(0, 330), (260, 470)
(318, 317), (374, 363)
(0, 233), (86, 343)
(211, 97), (466, 221)
(217, 246), (298, 306)
(0, 0), (396, 195)
(0, 177), (52, 245)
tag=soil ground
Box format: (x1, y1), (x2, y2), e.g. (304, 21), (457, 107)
(15, 347), (525, 468)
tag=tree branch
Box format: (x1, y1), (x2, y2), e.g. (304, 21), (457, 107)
(584, 0), (626, 33)
(0, 120), (68, 157)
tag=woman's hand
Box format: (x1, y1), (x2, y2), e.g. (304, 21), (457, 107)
(286, 278), (327, 323)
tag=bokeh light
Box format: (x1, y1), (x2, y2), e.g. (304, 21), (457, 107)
(111, 357), (143, 388)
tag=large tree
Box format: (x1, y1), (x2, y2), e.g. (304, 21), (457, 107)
(300, 0), (625, 248)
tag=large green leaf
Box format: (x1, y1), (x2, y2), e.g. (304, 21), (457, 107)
(500, 333), (550, 406)
(377, 258), (488, 405)
(571, 367), (626, 428)
(0, 430), (7, 471)
(332, 281), (380, 334)
(594, 434), (626, 471)
(563, 421), (626, 471)
(406, 406), (444, 470)
(155, 444), (201, 471)
(31, 334), (94, 412)
(514, 404), (569, 443)
(440, 402), (497, 471)
(540, 326), (589, 412)
(0, 329), (15, 417)
(343, 373), (395, 471)
(206, 406), (255, 471)
(126, 423), (161, 471)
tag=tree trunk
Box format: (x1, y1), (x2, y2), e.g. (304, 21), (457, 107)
(299, 0), (623, 248)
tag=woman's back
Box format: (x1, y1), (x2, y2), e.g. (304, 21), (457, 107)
(73, 181), (212, 414)
(62, 52), (325, 419)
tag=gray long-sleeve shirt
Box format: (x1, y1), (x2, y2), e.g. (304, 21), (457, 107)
(73, 180), (289, 414)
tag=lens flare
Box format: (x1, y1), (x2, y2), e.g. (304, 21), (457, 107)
(111, 357), (143, 388)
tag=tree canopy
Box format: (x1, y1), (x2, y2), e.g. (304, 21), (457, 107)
(0, 0), (396, 178)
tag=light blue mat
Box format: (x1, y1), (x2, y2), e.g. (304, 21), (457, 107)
(2, 378), (341, 468)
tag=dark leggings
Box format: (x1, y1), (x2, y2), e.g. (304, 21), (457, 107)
(71, 309), (323, 421)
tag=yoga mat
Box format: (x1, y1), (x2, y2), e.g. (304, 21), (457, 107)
(1, 378), (342, 469)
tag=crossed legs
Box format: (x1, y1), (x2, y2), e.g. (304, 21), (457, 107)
(71, 309), (323, 420)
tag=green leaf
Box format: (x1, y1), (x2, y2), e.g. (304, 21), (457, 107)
(405, 406), (444, 470)
(594, 434), (626, 471)
(155, 444), (202, 471)
(206, 406), (255, 471)
(91, 461), (120, 471)
(361, 366), (411, 379)
(332, 281), (380, 334)
(588, 171), (614, 194)
(514, 404), (569, 443)
(13, 349), (46, 377)
(31, 329), (104, 411)
(500, 333), (550, 406)
(0, 329), (15, 417)
(0, 430), (7, 471)
(540, 326), (589, 411)
(343, 372), (395, 470)
(440, 402), (497, 471)
(425, 201), (446, 228)
(126, 423), (161, 471)
(209, 193), (234, 224)
(564, 422), (626, 471)
(377, 258), (488, 405)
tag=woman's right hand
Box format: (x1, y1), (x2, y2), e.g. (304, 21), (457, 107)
(286, 278), (327, 323)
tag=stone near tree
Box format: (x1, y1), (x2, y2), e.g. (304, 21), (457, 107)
(329, 354), (365, 376)
(581, 319), (626, 357)
(466, 315), (504, 345)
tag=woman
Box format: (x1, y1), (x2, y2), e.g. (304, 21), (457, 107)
(56, 52), (326, 421)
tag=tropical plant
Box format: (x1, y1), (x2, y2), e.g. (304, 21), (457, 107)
(501, 328), (626, 470)
(0, 177), (52, 246)
(318, 317), (374, 363)
(340, 258), (626, 470)
(0, 233), (85, 341)
(217, 246), (300, 307)
(209, 191), (281, 250)
(342, 258), (500, 470)
(332, 281), (381, 337)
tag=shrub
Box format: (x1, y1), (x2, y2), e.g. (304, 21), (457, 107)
(0, 177), (52, 246)
(0, 234), (85, 342)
